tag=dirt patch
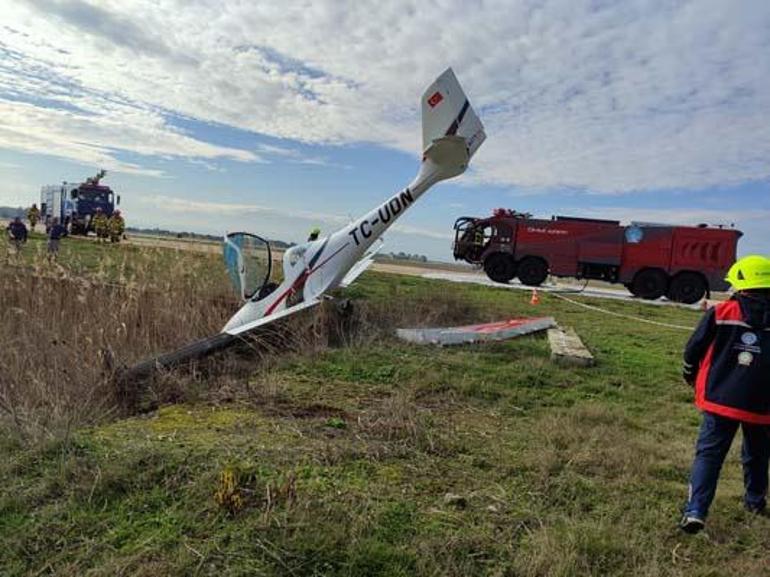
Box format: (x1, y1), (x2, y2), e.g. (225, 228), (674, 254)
(249, 394), (351, 421)
(289, 403), (349, 420)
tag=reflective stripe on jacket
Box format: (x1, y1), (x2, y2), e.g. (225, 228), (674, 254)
(684, 295), (770, 423)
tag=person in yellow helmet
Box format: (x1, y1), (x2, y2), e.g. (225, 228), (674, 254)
(307, 227), (321, 242)
(27, 204), (40, 231)
(679, 255), (770, 534)
(92, 208), (109, 243)
(108, 209), (125, 243)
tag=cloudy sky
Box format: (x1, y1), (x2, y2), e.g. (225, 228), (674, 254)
(1, 0), (768, 259)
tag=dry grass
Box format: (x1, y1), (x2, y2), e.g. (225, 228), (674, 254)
(7, 254), (770, 576)
(0, 250), (236, 442)
(0, 246), (488, 444)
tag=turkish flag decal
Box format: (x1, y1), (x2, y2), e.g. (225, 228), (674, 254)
(427, 91), (443, 108)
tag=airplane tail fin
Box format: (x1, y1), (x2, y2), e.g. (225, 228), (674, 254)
(421, 68), (486, 162)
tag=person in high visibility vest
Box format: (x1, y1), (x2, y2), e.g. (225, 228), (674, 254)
(108, 210), (125, 243)
(92, 208), (109, 242)
(679, 255), (770, 534)
(27, 204), (40, 231)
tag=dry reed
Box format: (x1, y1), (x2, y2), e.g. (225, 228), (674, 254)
(1, 246), (486, 443)
(0, 249), (235, 442)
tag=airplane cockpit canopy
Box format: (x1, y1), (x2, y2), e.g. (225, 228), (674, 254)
(223, 232), (272, 301)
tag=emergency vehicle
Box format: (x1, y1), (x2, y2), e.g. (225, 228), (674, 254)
(40, 170), (120, 235)
(453, 209), (742, 303)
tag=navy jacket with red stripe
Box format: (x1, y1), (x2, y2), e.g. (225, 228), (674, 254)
(683, 293), (770, 424)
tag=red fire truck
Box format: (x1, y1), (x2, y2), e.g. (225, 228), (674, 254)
(452, 209), (742, 304)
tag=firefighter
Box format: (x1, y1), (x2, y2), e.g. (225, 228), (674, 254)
(108, 209), (125, 243)
(465, 226), (485, 260)
(92, 207), (109, 242)
(308, 227), (321, 242)
(27, 203), (40, 232)
(473, 226), (484, 246)
(6, 216), (28, 255)
(679, 255), (770, 534)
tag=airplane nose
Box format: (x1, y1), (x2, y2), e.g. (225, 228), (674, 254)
(222, 300), (264, 333)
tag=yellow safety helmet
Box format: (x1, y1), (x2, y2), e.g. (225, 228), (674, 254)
(725, 255), (770, 291)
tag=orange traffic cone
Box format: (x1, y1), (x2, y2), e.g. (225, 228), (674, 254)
(530, 288), (540, 305)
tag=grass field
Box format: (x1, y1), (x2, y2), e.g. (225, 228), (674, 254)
(2, 234), (769, 576)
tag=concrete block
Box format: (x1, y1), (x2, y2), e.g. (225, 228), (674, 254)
(548, 326), (595, 367)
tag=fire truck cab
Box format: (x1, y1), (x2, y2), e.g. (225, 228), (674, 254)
(453, 209), (742, 304)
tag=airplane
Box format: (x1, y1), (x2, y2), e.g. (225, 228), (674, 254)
(123, 68), (486, 380)
(222, 68), (486, 335)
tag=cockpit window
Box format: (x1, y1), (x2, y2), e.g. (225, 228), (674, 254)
(79, 187), (108, 202)
(494, 224), (512, 240)
(223, 233), (272, 301)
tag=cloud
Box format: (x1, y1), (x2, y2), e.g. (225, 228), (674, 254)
(25, 0), (176, 59)
(390, 223), (452, 241)
(0, 177), (38, 206)
(0, 18), (259, 175)
(0, 96), (260, 176)
(136, 194), (348, 224)
(569, 206), (770, 227)
(254, 143), (343, 168)
(0, 82), (262, 176)
(1, 0), (769, 191)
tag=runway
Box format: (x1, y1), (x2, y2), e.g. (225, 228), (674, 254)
(420, 271), (719, 310)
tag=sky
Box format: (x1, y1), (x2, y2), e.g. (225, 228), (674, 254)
(1, 0), (769, 260)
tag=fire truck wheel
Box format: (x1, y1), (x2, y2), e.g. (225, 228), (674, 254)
(630, 269), (668, 300)
(667, 272), (707, 304)
(484, 253), (516, 283)
(517, 257), (549, 287)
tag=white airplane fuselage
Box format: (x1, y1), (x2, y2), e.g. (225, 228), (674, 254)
(222, 69), (485, 336)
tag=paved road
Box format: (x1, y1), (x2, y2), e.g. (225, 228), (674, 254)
(420, 271), (719, 310)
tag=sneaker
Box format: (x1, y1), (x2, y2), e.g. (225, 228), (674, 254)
(679, 514), (705, 534)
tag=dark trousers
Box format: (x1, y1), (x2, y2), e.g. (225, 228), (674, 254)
(685, 411), (770, 518)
